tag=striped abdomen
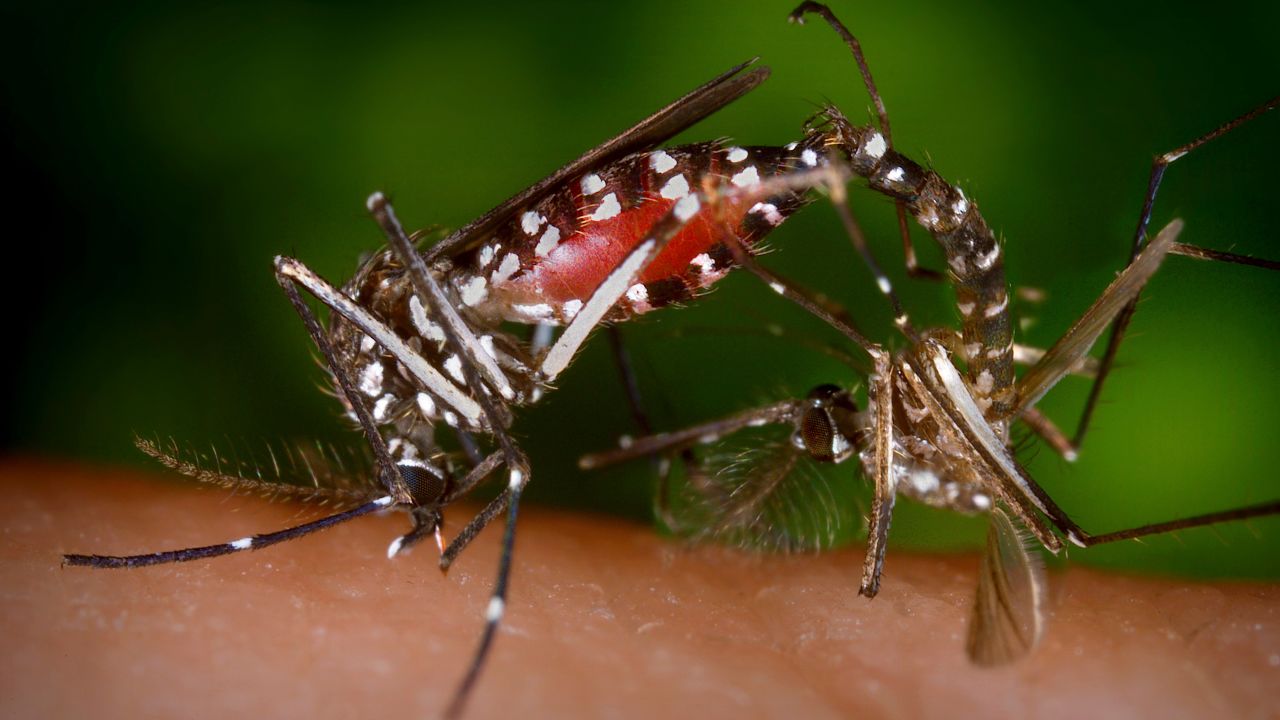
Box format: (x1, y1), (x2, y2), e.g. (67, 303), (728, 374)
(825, 112), (1015, 420)
(447, 140), (822, 326)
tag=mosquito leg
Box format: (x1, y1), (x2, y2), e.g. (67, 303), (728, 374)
(367, 192), (524, 468)
(273, 263), (411, 502)
(859, 350), (896, 597)
(444, 477), (526, 720)
(578, 400), (803, 470)
(826, 181), (917, 339)
(1074, 96), (1279, 449)
(63, 495), (393, 568)
(1018, 407), (1078, 463)
(606, 326), (655, 435)
(718, 233), (878, 356)
(1068, 500), (1280, 547)
(790, 0), (945, 282)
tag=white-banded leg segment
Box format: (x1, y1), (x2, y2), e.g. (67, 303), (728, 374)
(63, 496), (393, 569)
(275, 257), (482, 424)
(444, 470), (528, 720)
(367, 192), (516, 406)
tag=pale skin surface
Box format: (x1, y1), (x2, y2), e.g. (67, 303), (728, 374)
(3, 458), (1278, 720)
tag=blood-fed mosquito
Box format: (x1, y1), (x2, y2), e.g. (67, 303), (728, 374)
(61, 43), (859, 718)
(582, 2), (1280, 665)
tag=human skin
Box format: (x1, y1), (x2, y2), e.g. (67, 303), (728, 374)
(2, 458), (1277, 719)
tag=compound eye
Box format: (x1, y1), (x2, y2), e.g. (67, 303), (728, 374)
(797, 406), (837, 463)
(397, 462), (449, 506)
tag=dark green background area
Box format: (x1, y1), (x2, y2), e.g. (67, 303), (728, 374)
(4, 2), (1278, 578)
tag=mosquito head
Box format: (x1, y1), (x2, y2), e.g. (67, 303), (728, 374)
(398, 461), (452, 509)
(793, 384), (865, 463)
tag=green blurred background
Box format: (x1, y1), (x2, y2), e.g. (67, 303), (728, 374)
(4, 1), (1278, 578)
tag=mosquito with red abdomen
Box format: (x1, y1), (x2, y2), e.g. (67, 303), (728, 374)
(582, 2), (1280, 664)
(59, 53), (871, 716)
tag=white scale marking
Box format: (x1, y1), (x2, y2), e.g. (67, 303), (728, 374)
(520, 211), (545, 235)
(877, 277), (892, 295)
(409, 295), (446, 342)
(726, 146), (748, 163)
(659, 173), (689, 200)
(444, 355), (465, 383)
(512, 302), (553, 321)
(580, 173), (605, 195)
(372, 394), (396, 421)
(509, 468), (524, 489)
(731, 166), (760, 188)
(535, 225), (561, 257)
(749, 201), (783, 226)
(230, 537), (253, 550)
(479, 335), (497, 359)
(374, 495), (394, 507)
(983, 294), (1008, 317)
(626, 283), (648, 304)
(650, 150), (676, 174)
(460, 276), (488, 306)
(801, 148), (818, 167)
(386, 536), (405, 559)
(478, 244), (496, 268)
(690, 253), (715, 274)
(359, 334), (375, 354)
(886, 167), (906, 182)
(492, 252), (521, 284)
(591, 192), (622, 222)
(865, 132), (887, 159)
(769, 281), (786, 295)
(674, 194), (700, 221)
(976, 245), (1000, 270)
(486, 597), (506, 622)
(359, 362), (384, 397)
(562, 299), (582, 319)
(416, 392), (436, 416)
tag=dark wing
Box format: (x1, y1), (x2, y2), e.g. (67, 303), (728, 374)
(424, 60), (771, 262)
(966, 507), (1047, 666)
(135, 435), (385, 505)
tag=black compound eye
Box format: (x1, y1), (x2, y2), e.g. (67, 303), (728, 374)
(798, 406), (837, 462)
(397, 463), (449, 506)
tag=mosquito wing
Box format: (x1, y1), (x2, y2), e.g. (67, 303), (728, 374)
(966, 506), (1047, 666)
(674, 428), (855, 553)
(134, 435), (387, 505)
(425, 60), (771, 261)
(1014, 218), (1183, 414)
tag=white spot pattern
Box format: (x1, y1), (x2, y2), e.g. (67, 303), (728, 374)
(650, 150), (676, 174)
(535, 225), (561, 257)
(726, 147), (748, 163)
(444, 355), (465, 383)
(659, 174), (689, 200)
(492, 252), (521, 284)
(521, 211), (544, 235)
(460, 276), (488, 306)
(801, 148), (818, 166)
(626, 283), (648, 304)
(591, 192), (621, 222)
(562, 299), (582, 319)
(674, 194), (700, 221)
(731, 166), (760, 188)
(580, 173), (605, 195)
(865, 132), (887, 159)
(750, 201), (783, 226)
(359, 362), (383, 397)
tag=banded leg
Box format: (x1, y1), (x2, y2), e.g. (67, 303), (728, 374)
(1073, 95), (1280, 449)
(63, 495), (393, 568)
(790, 1), (945, 282)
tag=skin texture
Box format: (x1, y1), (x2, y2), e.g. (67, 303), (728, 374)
(4, 458), (1278, 719)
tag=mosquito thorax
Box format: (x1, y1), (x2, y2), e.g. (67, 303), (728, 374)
(791, 384), (863, 463)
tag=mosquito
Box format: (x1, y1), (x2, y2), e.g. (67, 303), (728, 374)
(59, 42), (875, 717)
(581, 2), (1280, 665)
